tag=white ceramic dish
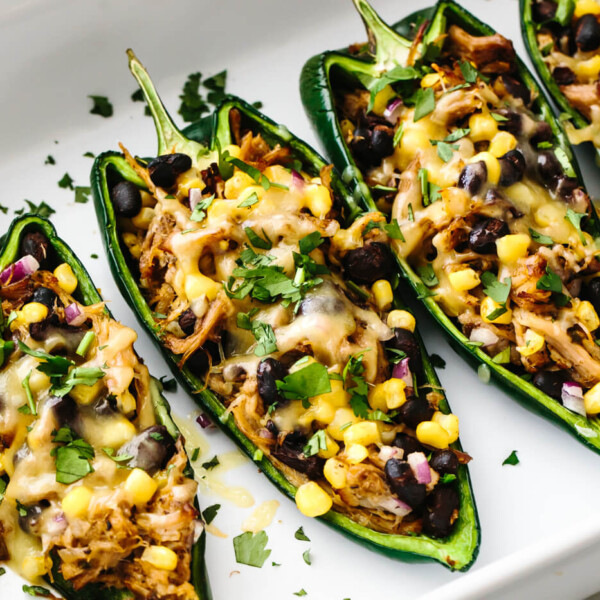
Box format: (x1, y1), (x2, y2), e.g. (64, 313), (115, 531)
(1, 0), (600, 598)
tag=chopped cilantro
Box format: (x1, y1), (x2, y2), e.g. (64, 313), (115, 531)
(75, 186), (91, 204)
(565, 208), (587, 245)
(250, 320), (278, 356)
(537, 141), (553, 149)
(302, 549), (312, 565)
(23, 584), (53, 597)
(303, 430), (327, 457)
(440, 473), (457, 484)
(44, 155), (55, 165)
(83, 151), (95, 158)
(0, 566), (4, 576)
(298, 231), (324, 255)
(502, 450), (519, 466)
(529, 228), (554, 245)
(536, 266), (569, 306)
(0, 340), (14, 369)
(431, 140), (458, 162)
(102, 447), (134, 465)
(443, 128), (470, 142)
(159, 375), (177, 392)
(179, 72), (209, 122)
(245, 227), (272, 250)
(58, 173), (74, 190)
(417, 263), (438, 287)
(52, 427), (95, 484)
(238, 192), (260, 208)
(384, 218), (405, 241)
(276, 362), (331, 405)
(294, 590), (307, 597)
(90, 253), (98, 259)
(407, 203), (414, 222)
(51, 366), (105, 397)
(227, 157), (271, 190)
(202, 503), (220, 525)
(233, 530), (272, 568)
(0, 479), (5, 507)
(190, 194), (215, 222)
(459, 60), (488, 84)
(430, 353), (446, 369)
(0, 203), (7, 214)
(202, 455), (220, 470)
(22, 370), (36, 416)
(191, 448), (200, 462)
(15, 200), (55, 218)
(492, 346), (511, 364)
(481, 272), (511, 305)
(88, 95), (113, 117)
(294, 526), (310, 541)
(131, 88), (144, 102)
(393, 122), (405, 148)
(412, 87), (435, 122)
(490, 112), (509, 122)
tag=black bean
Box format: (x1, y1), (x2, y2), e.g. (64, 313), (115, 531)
(397, 397), (434, 429)
(531, 122), (553, 147)
(272, 432), (324, 479)
(117, 425), (175, 474)
(148, 153), (192, 188)
(371, 126), (394, 160)
(384, 458), (426, 509)
(501, 76), (531, 106)
(386, 328), (423, 374)
(499, 150), (526, 187)
(46, 395), (82, 436)
(265, 420), (279, 436)
(257, 358), (288, 407)
(178, 309), (196, 336)
(537, 151), (563, 189)
(458, 161), (487, 195)
(422, 486), (460, 538)
(575, 14), (600, 52)
(429, 450), (459, 475)
(555, 175), (579, 200)
(111, 181), (142, 218)
(341, 242), (395, 285)
(349, 134), (372, 166)
(92, 393), (118, 416)
(186, 341), (220, 376)
(19, 232), (50, 267)
(552, 66), (576, 86)
(532, 0), (557, 22)
(31, 286), (59, 310)
(298, 294), (346, 316)
(532, 370), (570, 400)
(494, 109), (522, 136)
(393, 432), (424, 456)
(18, 501), (49, 535)
(469, 218), (510, 254)
(581, 277), (600, 315)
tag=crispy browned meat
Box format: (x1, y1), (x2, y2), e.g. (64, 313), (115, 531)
(561, 83), (600, 119)
(510, 254), (555, 312)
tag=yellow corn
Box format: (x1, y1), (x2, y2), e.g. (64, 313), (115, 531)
(343, 421), (381, 447)
(224, 171), (255, 199)
(184, 272), (220, 302)
(295, 481), (332, 517)
(575, 55), (600, 81)
(488, 132), (518, 157)
(398, 126), (431, 163)
(432, 411), (459, 444)
(575, 0), (600, 17)
(421, 72), (442, 88)
(97, 417), (136, 448)
(262, 165), (292, 187)
(54, 263), (78, 294)
(122, 232), (142, 260)
(516, 329), (545, 356)
(372, 279), (393, 310)
(237, 184), (265, 206)
(323, 458), (347, 489)
(177, 172), (205, 196)
(141, 545), (178, 571)
(20, 302), (48, 324)
(224, 144), (242, 159)
(448, 268), (481, 292)
(304, 184), (333, 217)
(125, 468), (158, 505)
(317, 433), (340, 459)
(141, 190), (156, 207)
(387, 309), (416, 332)
(62, 486), (93, 519)
(369, 378), (407, 412)
(327, 408), (360, 441)
(416, 421), (450, 449)
(371, 85), (396, 115)
(69, 379), (104, 406)
(21, 555), (49, 579)
(584, 382), (600, 415)
(469, 152), (501, 185)
(496, 233), (530, 263)
(131, 207), (155, 230)
(481, 296), (513, 325)
(345, 443), (368, 464)
(468, 113), (499, 142)
(577, 300), (600, 331)
(340, 119), (354, 141)
(534, 204), (564, 228)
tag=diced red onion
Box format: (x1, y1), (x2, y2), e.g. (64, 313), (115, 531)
(383, 97), (403, 123)
(290, 170), (305, 192)
(64, 303), (87, 326)
(392, 357), (412, 386)
(379, 497), (412, 517)
(561, 382), (586, 416)
(407, 451), (431, 484)
(189, 187), (203, 209)
(469, 327), (499, 347)
(196, 413), (212, 429)
(0, 255), (39, 285)
(378, 445), (400, 463)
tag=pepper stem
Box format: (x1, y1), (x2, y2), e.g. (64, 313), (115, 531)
(126, 49), (210, 162)
(351, 0), (411, 70)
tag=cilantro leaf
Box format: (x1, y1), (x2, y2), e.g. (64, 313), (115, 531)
(536, 266), (569, 306)
(17, 200), (55, 218)
(276, 362), (331, 402)
(54, 434), (95, 484)
(303, 430), (327, 457)
(412, 88), (435, 122)
(430, 353), (446, 369)
(294, 590), (307, 597)
(565, 208), (587, 245)
(22, 370), (36, 416)
(299, 232), (324, 255)
(302, 549), (312, 565)
(384, 218), (405, 241)
(159, 375), (177, 392)
(51, 367), (105, 397)
(492, 346), (511, 364)
(294, 526), (310, 541)
(22, 585), (53, 597)
(201, 455), (220, 470)
(227, 157), (270, 190)
(443, 128), (470, 142)
(393, 122), (405, 148)
(88, 95), (113, 118)
(529, 228), (554, 245)
(245, 227), (272, 250)
(74, 186), (91, 204)
(44, 155), (55, 165)
(459, 60), (488, 84)
(481, 272), (511, 305)
(202, 503), (221, 525)
(233, 530), (272, 568)
(417, 263), (438, 287)
(238, 192), (260, 208)
(251, 320), (278, 356)
(190, 194), (215, 222)
(178, 72), (209, 122)
(0, 479), (6, 506)
(58, 173), (74, 190)
(431, 140), (458, 162)
(502, 450), (519, 466)
(490, 112), (509, 122)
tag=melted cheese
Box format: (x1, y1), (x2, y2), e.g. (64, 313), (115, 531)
(241, 500), (280, 533)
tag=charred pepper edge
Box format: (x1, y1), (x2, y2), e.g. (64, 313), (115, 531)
(0, 214), (212, 600)
(299, 0), (600, 455)
(91, 87), (479, 569)
(519, 0), (600, 162)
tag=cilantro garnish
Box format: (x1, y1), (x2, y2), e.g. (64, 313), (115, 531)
(250, 320), (278, 356)
(529, 228), (554, 246)
(58, 173), (74, 190)
(302, 549), (312, 565)
(502, 450), (519, 466)
(233, 530), (272, 568)
(295, 526), (310, 541)
(88, 95), (113, 118)
(481, 272), (511, 304)
(191, 448), (200, 462)
(15, 200), (55, 218)
(418, 168), (441, 206)
(412, 87), (435, 122)
(294, 590), (307, 597)
(440, 473), (457, 484)
(52, 427), (95, 484)
(417, 263), (438, 287)
(0, 340), (14, 369)
(238, 192), (260, 208)
(490, 112), (509, 122)
(23, 584), (53, 597)
(75, 186), (91, 204)
(276, 362), (331, 407)
(245, 227), (273, 250)
(102, 447), (134, 466)
(430, 353), (446, 369)
(303, 430), (327, 457)
(178, 72), (209, 122)
(227, 157), (271, 190)
(565, 208), (587, 245)
(492, 346), (511, 364)
(22, 370), (36, 416)
(342, 352), (371, 419)
(430, 140), (458, 162)
(0, 479), (6, 506)
(393, 122), (405, 148)
(407, 202), (414, 222)
(159, 375), (177, 392)
(190, 194), (215, 222)
(201, 455), (220, 470)
(459, 60), (488, 84)
(536, 266), (569, 306)
(202, 503), (220, 525)
(366, 65), (420, 111)
(44, 155), (55, 165)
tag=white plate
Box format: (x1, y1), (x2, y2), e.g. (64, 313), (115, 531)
(1, 0), (600, 598)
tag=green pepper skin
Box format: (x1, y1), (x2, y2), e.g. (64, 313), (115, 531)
(299, 0), (600, 455)
(0, 215), (211, 600)
(91, 53), (479, 570)
(520, 0), (600, 162)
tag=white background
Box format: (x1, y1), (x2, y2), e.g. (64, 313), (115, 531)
(1, 1), (600, 598)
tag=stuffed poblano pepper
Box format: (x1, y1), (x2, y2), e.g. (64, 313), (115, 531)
(91, 51), (480, 570)
(521, 0), (600, 156)
(0, 216), (210, 599)
(300, 0), (600, 453)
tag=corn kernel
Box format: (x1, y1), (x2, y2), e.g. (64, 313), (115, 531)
(122, 232), (142, 260)
(20, 302), (48, 324)
(469, 152), (501, 185)
(262, 165), (292, 187)
(54, 263), (78, 294)
(131, 207), (155, 230)
(317, 433), (340, 459)
(372, 279), (393, 310)
(577, 300), (600, 331)
(516, 328), (545, 356)
(117, 389), (138, 415)
(421, 72), (442, 88)
(224, 171), (255, 199)
(496, 233), (530, 263)
(327, 408), (360, 441)
(21, 555), (49, 579)
(323, 458), (347, 489)
(345, 443), (368, 464)
(69, 379), (104, 406)
(141, 190), (156, 207)
(62, 486), (93, 519)
(489, 132), (518, 157)
(343, 422), (381, 447)
(177, 172), (205, 196)
(340, 119), (354, 141)
(369, 379), (407, 412)
(371, 85), (396, 115)
(416, 421), (450, 449)
(125, 468), (158, 505)
(224, 144), (242, 160)
(575, 55), (600, 81)
(304, 184), (333, 217)
(295, 481), (332, 517)
(534, 204), (564, 228)
(397, 127), (431, 165)
(432, 411), (459, 444)
(141, 545), (178, 571)
(584, 382), (600, 415)
(237, 184), (265, 206)
(468, 113), (499, 142)
(387, 309), (416, 332)
(448, 268), (481, 292)
(99, 417), (136, 448)
(481, 296), (513, 324)
(184, 272), (220, 302)
(575, 0), (600, 17)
